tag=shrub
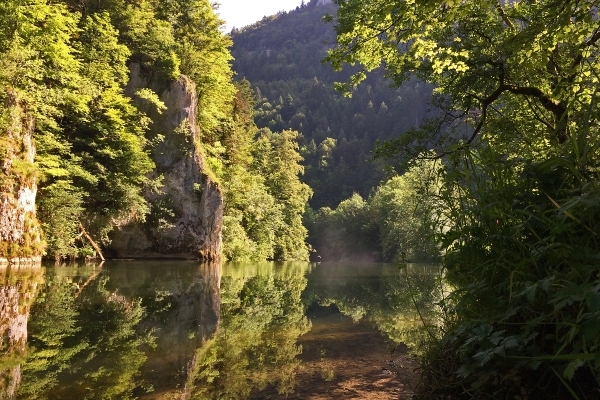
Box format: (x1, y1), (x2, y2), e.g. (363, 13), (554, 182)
(415, 131), (600, 398)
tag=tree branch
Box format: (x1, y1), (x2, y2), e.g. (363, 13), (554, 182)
(79, 223), (105, 261)
(569, 26), (600, 73)
(505, 85), (564, 116)
(495, 1), (515, 29)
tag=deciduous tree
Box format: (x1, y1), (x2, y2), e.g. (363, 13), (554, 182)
(327, 0), (600, 162)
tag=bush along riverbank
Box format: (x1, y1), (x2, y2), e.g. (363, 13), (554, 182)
(326, 0), (600, 397)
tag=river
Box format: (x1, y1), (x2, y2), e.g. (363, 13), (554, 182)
(0, 261), (441, 399)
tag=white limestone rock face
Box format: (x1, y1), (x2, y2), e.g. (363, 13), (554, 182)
(0, 90), (42, 265)
(0, 267), (40, 397)
(108, 65), (223, 260)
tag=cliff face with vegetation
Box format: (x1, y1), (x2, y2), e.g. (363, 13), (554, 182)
(0, 1), (236, 261)
(0, 91), (43, 263)
(0, 0), (314, 262)
(108, 65), (223, 260)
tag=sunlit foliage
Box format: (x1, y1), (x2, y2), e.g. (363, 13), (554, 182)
(307, 159), (441, 262)
(0, 0), (310, 261)
(221, 82), (312, 261)
(0, 1), (155, 259)
(188, 263), (311, 398)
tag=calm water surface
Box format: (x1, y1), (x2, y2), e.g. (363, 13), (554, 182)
(0, 261), (440, 399)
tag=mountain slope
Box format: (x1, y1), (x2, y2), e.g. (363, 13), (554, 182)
(231, 1), (432, 208)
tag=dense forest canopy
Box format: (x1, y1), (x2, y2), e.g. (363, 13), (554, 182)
(230, 0), (442, 263)
(327, 0), (600, 398)
(231, 1), (433, 209)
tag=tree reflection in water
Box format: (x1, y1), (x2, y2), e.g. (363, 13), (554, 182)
(187, 262), (312, 399)
(18, 262), (150, 400)
(19, 261), (223, 400)
(0, 265), (43, 399)
(109, 261), (222, 398)
(0, 261), (441, 399)
(302, 263), (444, 350)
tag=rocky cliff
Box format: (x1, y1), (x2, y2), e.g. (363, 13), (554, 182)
(105, 261), (221, 398)
(0, 90), (43, 265)
(108, 65), (223, 260)
(0, 266), (41, 398)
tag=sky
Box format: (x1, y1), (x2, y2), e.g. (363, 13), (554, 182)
(216, 0), (304, 32)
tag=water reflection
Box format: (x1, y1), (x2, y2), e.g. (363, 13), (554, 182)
(0, 265), (42, 399)
(102, 261), (221, 399)
(186, 262), (312, 399)
(4, 261), (222, 400)
(20, 262), (150, 399)
(0, 261), (441, 399)
(302, 263), (443, 349)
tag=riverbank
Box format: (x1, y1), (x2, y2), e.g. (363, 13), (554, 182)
(252, 305), (419, 399)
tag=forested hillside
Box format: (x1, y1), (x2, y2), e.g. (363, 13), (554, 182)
(0, 0), (310, 262)
(231, 0), (432, 209)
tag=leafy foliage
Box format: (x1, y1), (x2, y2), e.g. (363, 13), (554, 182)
(328, 0), (600, 398)
(0, 0), (155, 259)
(1, 0), (314, 262)
(219, 82), (312, 261)
(327, 0), (600, 162)
(307, 160), (441, 262)
(253, 129), (313, 260)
